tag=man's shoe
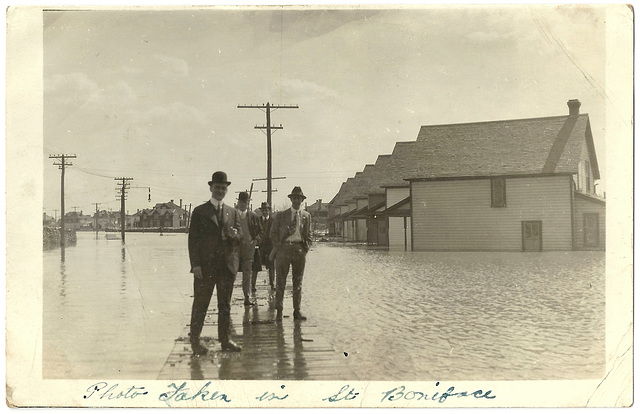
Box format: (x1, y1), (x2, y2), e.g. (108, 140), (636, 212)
(244, 298), (256, 306)
(293, 311), (307, 321)
(221, 340), (241, 352)
(275, 310), (283, 321)
(190, 339), (209, 356)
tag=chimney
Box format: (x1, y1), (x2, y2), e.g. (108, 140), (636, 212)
(567, 99), (581, 117)
(179, 199), (182, 209)
(170, 199), (174, 204)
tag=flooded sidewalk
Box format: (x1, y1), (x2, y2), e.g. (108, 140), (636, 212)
(158, 284), (355, 380)
(43, 233), (605, 381)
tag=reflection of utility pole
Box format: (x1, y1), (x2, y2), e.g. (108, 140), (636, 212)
(115, 177), (133, 242)
(49, 154), (77, 246)
(92, 202), (101, 239)
(238, 102), (298, 208)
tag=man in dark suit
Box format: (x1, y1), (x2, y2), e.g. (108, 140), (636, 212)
(253, 202), (275, 291)
(236, 191), (263, 306)
(188, 171), (243, 354)
(270, 186), (312, 321)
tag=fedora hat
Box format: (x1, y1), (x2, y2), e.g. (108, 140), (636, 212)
(238, 191), (250, 202)
(288, 186), (306, 200)
(208, 171), (231, 186)
(260, 202), (271, 209)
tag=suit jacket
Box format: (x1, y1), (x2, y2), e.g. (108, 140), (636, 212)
(270, 208), (312, 252)
(240, 210), (263, 243)
(188, 201), (242, 276)
(259, 215), (274, 252)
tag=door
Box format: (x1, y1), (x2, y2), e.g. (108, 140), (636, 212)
(584, 213), (600, 247)
(522, 221), (542, 251)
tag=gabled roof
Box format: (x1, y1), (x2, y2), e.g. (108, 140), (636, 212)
(380, 196), (411, 216)
(378, 141), (419, 187)
(407, 113), (596, 180)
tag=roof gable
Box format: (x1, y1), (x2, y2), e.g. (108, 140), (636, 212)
(409, 114), (592, 179)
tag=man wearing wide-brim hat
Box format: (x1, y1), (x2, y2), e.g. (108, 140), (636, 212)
(187, 171), (244, 354)
(269, 186), (313, 321)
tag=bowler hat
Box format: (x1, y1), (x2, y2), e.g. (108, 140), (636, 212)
(288, 186), (306, 200)
(208, 171), (231, 186)
(238, 191), (250, 202)
(260, 202), (271, 209)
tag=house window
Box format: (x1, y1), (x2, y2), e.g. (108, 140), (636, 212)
(584, 160), (591, 193)
(491, 178), (506, 207)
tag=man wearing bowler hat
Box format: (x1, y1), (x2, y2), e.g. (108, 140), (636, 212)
(270, 186), (312, 321)
(187, 171), (243, 354)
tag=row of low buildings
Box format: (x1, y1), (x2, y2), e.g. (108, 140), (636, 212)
(328, 99), (605, 251)
(44, 200), (191, 230)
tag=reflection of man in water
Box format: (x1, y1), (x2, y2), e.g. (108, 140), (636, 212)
(270, 186), (312, 321)
(187, 171), (243, 355)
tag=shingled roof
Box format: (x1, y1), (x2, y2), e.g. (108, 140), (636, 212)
(407, 111), (598, 180)
(379, 141), (420, 187)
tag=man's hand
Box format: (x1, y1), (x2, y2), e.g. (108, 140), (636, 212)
(192, 266), (203, 279)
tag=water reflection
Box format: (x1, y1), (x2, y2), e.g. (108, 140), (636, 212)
(292, 322), (307, 380)
(189, 355), (205, 380)
(58, 246), (67, 304)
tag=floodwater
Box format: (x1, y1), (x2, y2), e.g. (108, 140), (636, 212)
(43, 232), (605, 380)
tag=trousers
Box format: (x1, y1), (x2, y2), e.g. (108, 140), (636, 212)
(189, 266), (235, 344)
(275, 243), (306, 312)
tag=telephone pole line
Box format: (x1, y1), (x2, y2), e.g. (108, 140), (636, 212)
(92, 202), (101, 239)
(49, 154), (77, 246)
(238, 102), (298, 208)
(115, 177), (133, 242)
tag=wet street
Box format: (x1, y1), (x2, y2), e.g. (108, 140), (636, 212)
(43, 232), (605, 381)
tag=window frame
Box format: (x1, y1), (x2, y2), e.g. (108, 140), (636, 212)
(491, 177), (507, 207)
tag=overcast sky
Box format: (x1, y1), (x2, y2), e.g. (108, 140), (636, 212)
(43, 5), (608, 216)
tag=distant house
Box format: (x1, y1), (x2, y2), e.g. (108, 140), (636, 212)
(43, 213), (56, 227)
(305, 199), (330, 234)
(62, 211), (93, 230)
(138, 200), (189, 228)
(328, 99), (605, 252)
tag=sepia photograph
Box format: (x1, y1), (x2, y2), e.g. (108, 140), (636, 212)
(5, 3), (633, 408)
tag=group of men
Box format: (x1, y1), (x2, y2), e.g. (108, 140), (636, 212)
(187, 171), (312, 355)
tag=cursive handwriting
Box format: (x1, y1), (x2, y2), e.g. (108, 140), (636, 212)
(323, 384), (360, 402)
(159, 381), (231, 405)
(381, 383), (496, 404)
(83, 382), (148, 400)
(256, 384), (288, 401)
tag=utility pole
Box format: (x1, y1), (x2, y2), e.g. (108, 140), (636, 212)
(115, 177), (133, 242)
(253, 176), (285, 205)
(238, 102), (298, 208)
(92, 202), (101, 239)
(49, 154), (77, 246)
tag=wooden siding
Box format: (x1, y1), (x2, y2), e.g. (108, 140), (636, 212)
(389, 216), (411, 250)
(411, 175), (573, 251)
(386, 187), (410, 208)
(573, 195), (606, 250)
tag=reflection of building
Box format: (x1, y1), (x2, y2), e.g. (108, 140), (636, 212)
(304, 199), (329, 234)
(138, 200), (189, 228)
(329, 99), (605, 251)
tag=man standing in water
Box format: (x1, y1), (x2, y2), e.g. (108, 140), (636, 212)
(236, 191), (263, 306)
(253, 202), (275, 291)
(188, 171), (243, 354)
(271, 186), (312, 321)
